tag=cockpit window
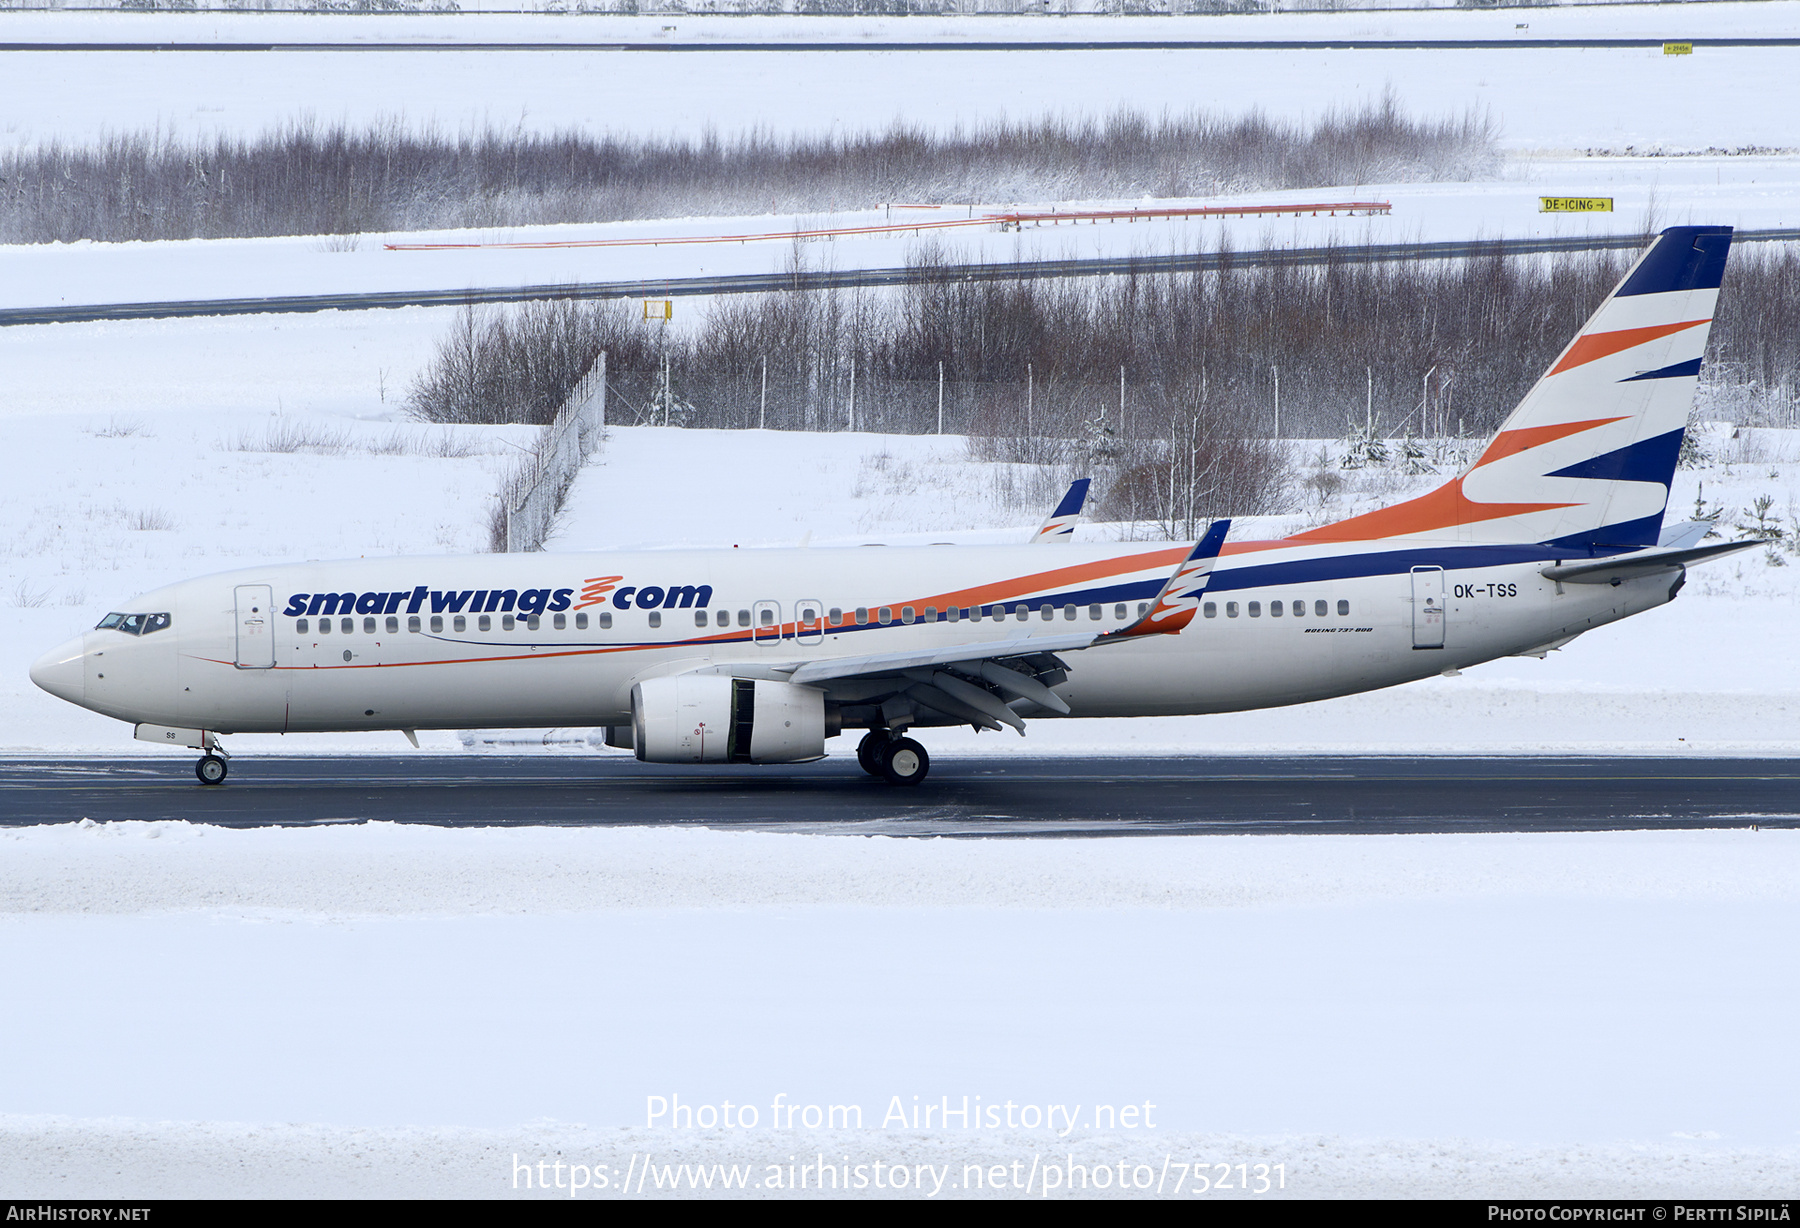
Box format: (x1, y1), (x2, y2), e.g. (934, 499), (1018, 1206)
(96, 612), (171, 635)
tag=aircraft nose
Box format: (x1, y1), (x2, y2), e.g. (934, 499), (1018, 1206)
(29, 637), (86, 706)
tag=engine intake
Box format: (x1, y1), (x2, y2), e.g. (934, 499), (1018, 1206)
(632, 675), (826, 764)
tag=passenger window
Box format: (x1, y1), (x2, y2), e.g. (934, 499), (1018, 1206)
(408, 615), (421, 632)
(901, 606), (915, 624)
(1203, 602), (1217, 619)
(1016, 605), (1029, 622)
(453, 615), (466, 632)
(597, 612), (611, 630)
(855, 608), (868, 625)
(1114, 604), (1127, 620)
(319, 618), (331, 635)
(527, 614), (540, 631)
(740, 610), (752, 627)
(430, 615), (443, 633)
(502, 614), (515, 631)
(363, 617), (376, 634)
(386, 616), (399, 634)
(878, 607), (892, 625)
(1338, 600), (1350, 616)
(1138, 603), (1149, 618)
(477, 615), (491, 631)
(341, 618), (353, 634)
(948, 606), (962, 623)
(924, 606), (937, 623)
(1293, 600), (1305, 617)
(553, 613), (565, 630)
(1089, 604), (1101, 620)
(1064, 605), (1076, 620)
(969, 607), (982, 622)
(1315, 599), (1328, 617)
(829, 608), (843, 625)
(1227, 602), (1240, 618)
(1248, 601), (1261, 617)
(1270, 600), (1283, 618)
(695, 611), (708, 627)
(1039, 604), (1053, 621)
(761, 608), (775, 626)
(297, 618), (309, 633)
(649, 612), (662, 629)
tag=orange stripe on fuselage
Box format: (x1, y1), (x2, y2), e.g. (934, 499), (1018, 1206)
(1548, 319), (1709, 376)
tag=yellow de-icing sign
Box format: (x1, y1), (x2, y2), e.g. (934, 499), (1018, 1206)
(1663, 42), (1694, 55)
(1540, 197), (1614, 213)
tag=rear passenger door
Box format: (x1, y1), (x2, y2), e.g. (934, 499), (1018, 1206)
(1411, 567), (1445, 649)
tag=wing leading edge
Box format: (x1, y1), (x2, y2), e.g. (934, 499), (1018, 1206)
(693, 521), (1232, 735)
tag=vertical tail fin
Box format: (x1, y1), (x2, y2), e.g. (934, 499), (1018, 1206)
(1032, 478), (1092, 542)
(1291, 226), (1733, 554)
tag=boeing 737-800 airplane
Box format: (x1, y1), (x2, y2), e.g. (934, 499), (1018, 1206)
(31, 227), (1755, 786)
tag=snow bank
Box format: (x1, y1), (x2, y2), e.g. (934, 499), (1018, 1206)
(0, 822), (1796, 1197)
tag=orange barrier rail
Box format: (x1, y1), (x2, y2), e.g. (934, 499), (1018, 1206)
(383, 200), (1391, 252)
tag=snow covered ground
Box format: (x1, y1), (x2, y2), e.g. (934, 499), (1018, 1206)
(1, 821), (1797, 1197)
(11, 2), (1800, 47)
(6, 155), (1798, 314)
(4, 4), (1799, 153)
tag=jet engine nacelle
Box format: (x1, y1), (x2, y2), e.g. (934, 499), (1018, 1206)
(631, 675), (826, 764)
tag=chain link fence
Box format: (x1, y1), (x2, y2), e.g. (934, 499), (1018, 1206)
(502, 353), (606, 553)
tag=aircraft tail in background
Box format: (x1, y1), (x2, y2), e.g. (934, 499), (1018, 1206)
(1032, 477), (1092, 542)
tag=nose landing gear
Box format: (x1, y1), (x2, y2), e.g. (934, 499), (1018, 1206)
(855, 729), (930, 786)
(195, 753), (229, 786)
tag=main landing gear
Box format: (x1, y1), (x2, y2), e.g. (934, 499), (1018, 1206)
(856, 730), (930, 786)
(195, 753), (228, 786)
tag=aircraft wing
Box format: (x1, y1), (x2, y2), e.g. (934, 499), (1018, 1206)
(1540, 538), (1760, 584)
(782, 631), (1101, 686)
(1030, 478), (1091, 542)
(691, 521), (1231, 735)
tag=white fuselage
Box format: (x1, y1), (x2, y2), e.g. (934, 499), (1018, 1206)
(31, 537), (1679, 740)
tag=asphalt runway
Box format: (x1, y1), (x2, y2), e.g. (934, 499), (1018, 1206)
(2, 755), (1796, 835)
(8, 230), (1800, 327)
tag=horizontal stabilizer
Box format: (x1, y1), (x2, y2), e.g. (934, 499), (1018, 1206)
(1540, 538), (1759, 584)
(1656, 519), (1713, 550)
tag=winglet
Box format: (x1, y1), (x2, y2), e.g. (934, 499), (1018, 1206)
(1032, 478), (1092, 542)
(1099, 519), (1231, 640)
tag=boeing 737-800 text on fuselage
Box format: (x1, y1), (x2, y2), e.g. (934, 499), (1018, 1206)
(30, 228), (1755, 785)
